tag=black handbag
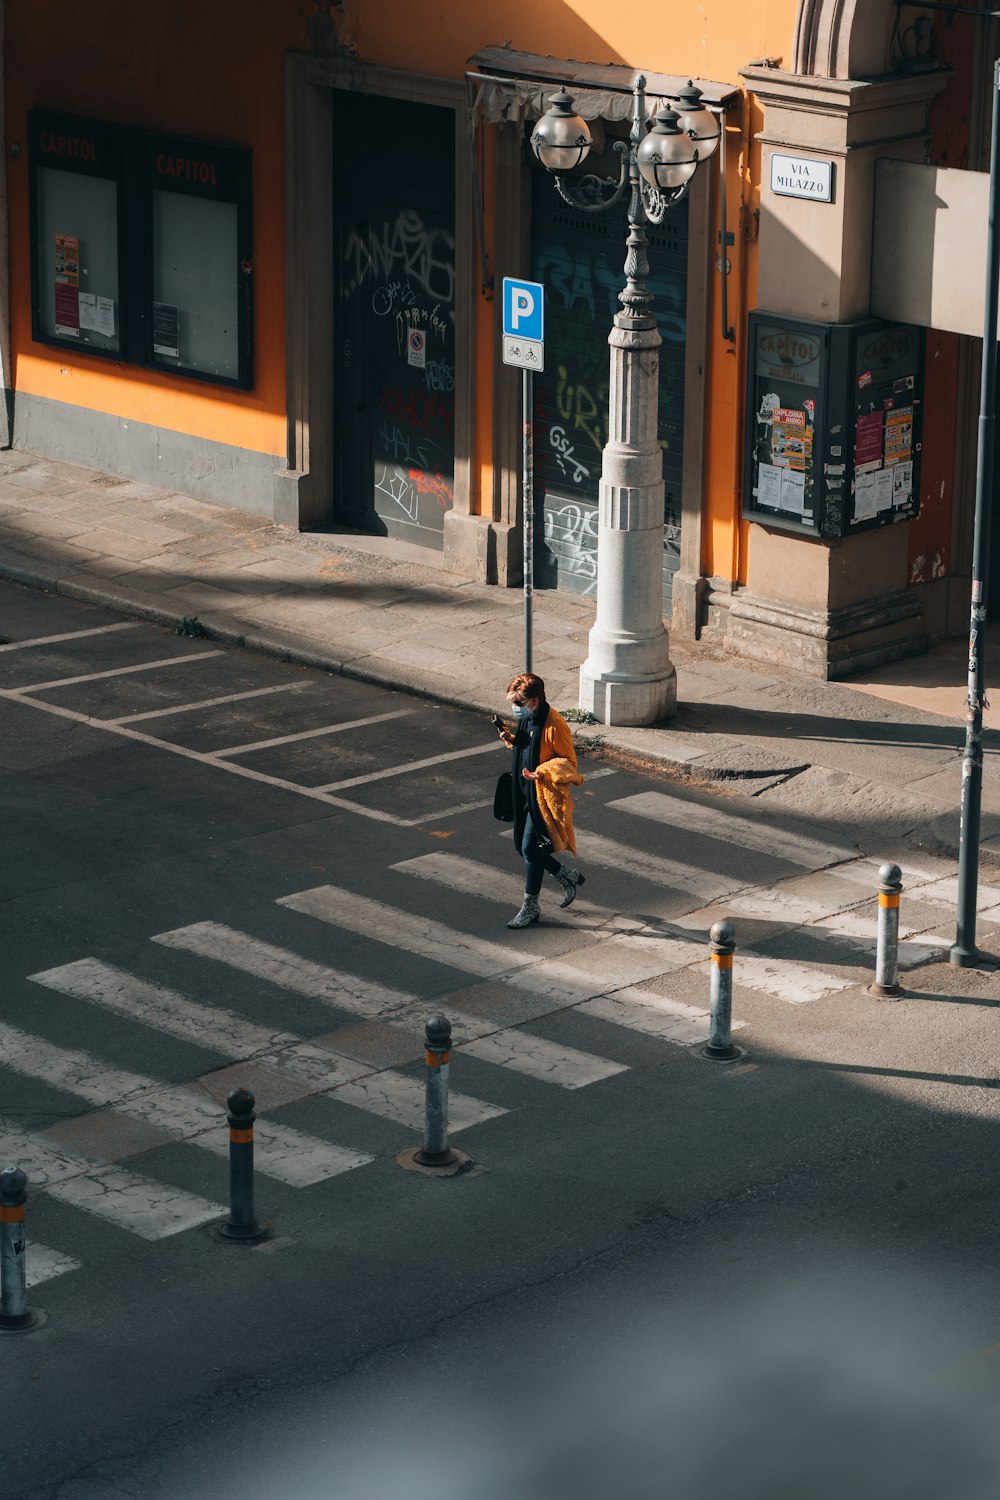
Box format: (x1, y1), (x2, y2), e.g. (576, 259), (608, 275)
(493, 770), (514, 822)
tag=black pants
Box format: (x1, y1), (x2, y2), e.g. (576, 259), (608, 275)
(521, 820), (561, 897)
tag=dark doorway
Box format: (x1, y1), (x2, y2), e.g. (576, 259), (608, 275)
(332, 93), (456, 549)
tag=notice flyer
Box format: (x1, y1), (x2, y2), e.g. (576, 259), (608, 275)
(54, 282), (80, 337)
(152, 302), (180, 357)
(756, 462), (783, 507)
(770, 408), (808, 471)
(883, 407), (913, 466)
(854, 470), (876, 521)
(54, 233), (80, 287)
(855, 409), (884, 470)
(893, 460), (913, 506)
(874, 467), (894, 512)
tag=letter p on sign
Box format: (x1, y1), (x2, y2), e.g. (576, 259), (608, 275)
(502, 277), (544, 343)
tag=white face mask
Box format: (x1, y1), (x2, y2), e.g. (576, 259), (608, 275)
(512, 702), (531, 719)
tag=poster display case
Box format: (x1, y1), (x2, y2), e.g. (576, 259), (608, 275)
(145, 133), (253, 387)
(29, 115), (124, 357)
(743, 312), (923, 539)
(28, 112), (252, 389)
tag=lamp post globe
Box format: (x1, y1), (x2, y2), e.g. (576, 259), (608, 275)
(530, 89), (592, 174)
(635, 105), (699, 194)
(673, 80), (721, 159)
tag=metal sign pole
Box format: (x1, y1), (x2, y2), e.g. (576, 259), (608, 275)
(523, 367), (534, 672)
(951, 57), (1000, 967)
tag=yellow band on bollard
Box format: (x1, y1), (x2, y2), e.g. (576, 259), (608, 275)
(711, 953), (734, 969)
(878, 892), (901, 908)
(0, 1204), (25, 1222)
(426, 1051), (450, 1069)
(229, 1128), (254, 1144)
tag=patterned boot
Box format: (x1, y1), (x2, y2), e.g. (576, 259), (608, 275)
(555, 865), (586, 908)
(507, 894), (540, 929)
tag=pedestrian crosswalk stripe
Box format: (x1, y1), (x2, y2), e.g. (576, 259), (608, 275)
(279, 885), (700, 1006)
(29, 957), (377, 1091)
(573, 830), (746, 903)
(332, 1072), (505, 1131)
(905, 875), (1000, 915)
(0, 1019), (373, 1186)
(579, 989), (728, 1046)
(809, 912), (948, 970)
(27, 1242), (81, 1287)
(392, 852), (653, 935)
(149, 923), (623, 1092)
(730, 953), (853, 1004)
(152, 922), (414, 1016)
(0, 1121), (222, 1240)
(609, 791), (856, 871)
(30, 955), (502, 1129)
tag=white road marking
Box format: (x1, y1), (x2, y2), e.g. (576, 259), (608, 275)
(575, 830), (746, 903)
(398, 768), (616, 827)
(211, 708), (416, 758)
(0, 1121), (222, 1240)
(15, 650), (223, 692)
(316, 739), (504, 792)
(579, 989), (718, 1046)
(808, 912), (949, 969)
(27, 1243), (82, 1287)
(0, 688), (408, 825)
(333, 1071), (504, 1132)
(734, 953), (854, 1004)
(0, 621), (142, 653)
(460, 1030), (626, 1088)
(108, 680), (303, 724)
(392, 852), (645, 932)
(610, 790), (857, 871)
(905, 876), (1000, 914)
(0, 1020), (371, 1186)
(279, 885), (703, 1006)
(150, 923), (619, 1092)
(152, 922), (414, 1016)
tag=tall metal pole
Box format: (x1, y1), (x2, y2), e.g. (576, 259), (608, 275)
(523, 366), (534, 672)
(951, 57), (1000, 968)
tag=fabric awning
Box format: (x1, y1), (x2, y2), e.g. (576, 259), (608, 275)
(467, 43), (739, 126)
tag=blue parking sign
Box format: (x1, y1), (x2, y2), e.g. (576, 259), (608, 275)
(502, 278), (544, 343)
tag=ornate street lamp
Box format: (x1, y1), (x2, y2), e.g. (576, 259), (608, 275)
(531, 75), (719, 725)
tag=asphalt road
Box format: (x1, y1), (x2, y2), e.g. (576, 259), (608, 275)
(1, 577), (1000, 1500)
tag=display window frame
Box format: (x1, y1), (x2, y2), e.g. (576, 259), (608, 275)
(143, 131), (254, 390)
(28, 111), (129, 362)
(27, 111), (253, 391)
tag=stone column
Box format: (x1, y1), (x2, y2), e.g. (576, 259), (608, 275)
(579, 216), (676, 724)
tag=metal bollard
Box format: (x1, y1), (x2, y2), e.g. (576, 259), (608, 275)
(219, 1088), (269, 1242)
(703, 920), (742, 1061)
(0, 1168), (40, 1332)
(870, 863), (904, 997)
(415, 1016), (458, 1168)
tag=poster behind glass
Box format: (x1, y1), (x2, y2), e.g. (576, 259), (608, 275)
(35, 167), (120, 354)
(746, 320), (824, 531)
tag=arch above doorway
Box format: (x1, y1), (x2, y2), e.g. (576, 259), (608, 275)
(793, 0), (899, 79)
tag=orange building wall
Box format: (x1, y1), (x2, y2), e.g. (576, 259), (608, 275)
(8, 0), (800, 540)
(6, 0), (303, 460)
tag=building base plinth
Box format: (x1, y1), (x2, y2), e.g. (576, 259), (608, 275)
(724, 589), (926, 680)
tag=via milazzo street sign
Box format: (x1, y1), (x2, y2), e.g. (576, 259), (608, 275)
(502, 276), (544, 371)
(771, 152), (834, 203)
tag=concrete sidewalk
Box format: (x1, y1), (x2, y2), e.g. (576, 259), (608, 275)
(0, 447), (998, 865)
